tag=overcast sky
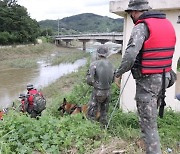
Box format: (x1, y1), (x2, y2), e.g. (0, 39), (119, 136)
(17, 0), (120, 21)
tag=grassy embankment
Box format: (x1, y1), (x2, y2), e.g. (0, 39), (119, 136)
(0, 43), (180, 154)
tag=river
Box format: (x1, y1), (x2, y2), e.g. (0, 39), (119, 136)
(0, 57), (87, 109)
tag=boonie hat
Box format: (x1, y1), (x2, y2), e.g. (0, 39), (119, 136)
(97, 45), (108, 57)
(125, 0), (151, 12)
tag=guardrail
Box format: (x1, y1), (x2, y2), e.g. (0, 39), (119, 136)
(54, 32), (123, 40)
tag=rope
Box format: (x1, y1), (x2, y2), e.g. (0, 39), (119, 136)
(76, 85), (91, 103)
(105, 72), (132, 130)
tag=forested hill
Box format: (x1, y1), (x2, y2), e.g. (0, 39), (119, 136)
(39, 13), (124, 35)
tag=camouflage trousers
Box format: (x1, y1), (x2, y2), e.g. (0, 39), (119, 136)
(135, 73), (170, 154)
(87, 89), (110, 127)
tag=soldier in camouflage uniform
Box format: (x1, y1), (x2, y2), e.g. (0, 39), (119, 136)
(115, 0), (176, 154)
(86, 45), (114, 127)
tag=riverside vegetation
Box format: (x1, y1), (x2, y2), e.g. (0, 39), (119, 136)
(0, 43), (180, 154)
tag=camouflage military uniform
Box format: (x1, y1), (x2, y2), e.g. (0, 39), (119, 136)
(115, 12), (174, 154)
(86, 48), (114, 127)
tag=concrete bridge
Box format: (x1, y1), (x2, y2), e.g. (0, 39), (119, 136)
(54, 32), (123, 50)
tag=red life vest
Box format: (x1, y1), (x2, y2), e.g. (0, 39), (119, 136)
(0, 111), (4, 120)
(21, 99), (26, 112)
(0, 109), (8, 120)
(27, 89), (43, 106)
(28, 89), (38, 105)
(136, 18), (176, 74)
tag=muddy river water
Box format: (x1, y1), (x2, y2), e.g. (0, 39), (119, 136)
(0, 58), (87, 109)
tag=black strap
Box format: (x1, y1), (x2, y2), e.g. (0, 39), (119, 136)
(158, 68), (166, 118)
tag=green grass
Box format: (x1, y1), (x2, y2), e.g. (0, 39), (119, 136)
(178, 66), (180, 72)
(7, 58), (38, 68)
(0, 112), (103, 154)
(2, 74), (180, 153)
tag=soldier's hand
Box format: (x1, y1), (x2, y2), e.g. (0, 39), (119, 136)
(114, 69), (121, 78)
(114, 76), (121, 88)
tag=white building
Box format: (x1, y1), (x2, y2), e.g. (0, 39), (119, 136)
(109, 0), (180, 111)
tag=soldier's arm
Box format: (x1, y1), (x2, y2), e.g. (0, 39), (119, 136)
(115, 23), (149, 78)
(86, 62), (96, 86)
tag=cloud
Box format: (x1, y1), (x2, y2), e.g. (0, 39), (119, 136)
(84, 0), (108, 7)
(17, 0), (119, 21)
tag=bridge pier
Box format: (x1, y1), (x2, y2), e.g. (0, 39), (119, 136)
(65, 41), (70, 47)
(55, 40), (65, 46)
(83, 42), (86, 51)
(83, 41), (92, 51)
(55, 40), (60, 46)
(79, 40), (90, 51)
(64, 39), (73, 47)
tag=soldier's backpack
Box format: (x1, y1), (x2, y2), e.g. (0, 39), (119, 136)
(33, 93), (46, 113)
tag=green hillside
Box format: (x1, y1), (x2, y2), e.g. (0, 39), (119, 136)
(39, 13), (124, 35)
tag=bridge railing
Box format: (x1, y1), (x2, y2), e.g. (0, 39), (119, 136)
(54, 32), (123, 39)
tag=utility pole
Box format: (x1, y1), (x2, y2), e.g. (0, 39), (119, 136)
(46, 28), (48, 36)
(58, 18), (60, 36)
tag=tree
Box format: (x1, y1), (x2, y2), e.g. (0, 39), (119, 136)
(0, 0), (40, 45)
(0, 0), (17, 7)
(40, 28), (53, 37)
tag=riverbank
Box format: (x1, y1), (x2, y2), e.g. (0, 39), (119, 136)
(0, 43), (89, 69)
(0, 43), (180, 154)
